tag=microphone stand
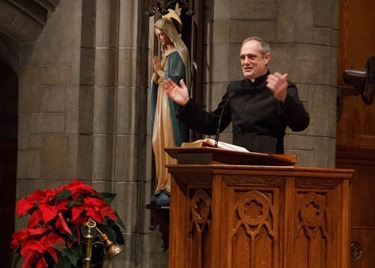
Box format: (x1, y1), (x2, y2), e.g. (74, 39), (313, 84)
(215, 93), (234, 147)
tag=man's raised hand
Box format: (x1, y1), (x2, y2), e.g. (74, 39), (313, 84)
(266, 72), (288, 102)
(164, 78), (190, 106)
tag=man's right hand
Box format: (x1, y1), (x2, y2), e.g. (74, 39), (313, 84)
(164, 78), (190, 106)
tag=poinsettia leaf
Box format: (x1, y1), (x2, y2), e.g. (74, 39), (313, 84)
(98, 220), (124, 245)
(67, 180), (96, 199)
(22, 251), (37, 268)
(56, 256), (76, 268)
(11, 251), (21, 268)
(98, 224), (116, 241)
(28, 210), (43, 228)
(67, 200), (82, 208)
(99, 192), (117, 204)
(39, 204), (58, 224)
(52, 240), (66, 252)
(36, 257), (48, 268)
(56, 189), (72, 200)
(84, 206), (104, 223)
(28, 227), (49, 236)
(46, 247), (59, 263)
(114, 211), (126, 229)
(100, 206), (117, 222)
(55, 201), (69, 212)
(16, 198), (35, 216)
(84, 197), (106, 209)
(106, 218), (125, 244)
(11, 228), (28, 249)
(21, 240), (43, 255)
(56, 212), (73, 235)
(71, 206), (85, 222)
(60, 245), (82, 267)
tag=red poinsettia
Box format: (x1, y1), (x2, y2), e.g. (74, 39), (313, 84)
(11, 180), (125, 268)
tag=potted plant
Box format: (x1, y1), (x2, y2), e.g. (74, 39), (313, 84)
(11, 180), (125, 268)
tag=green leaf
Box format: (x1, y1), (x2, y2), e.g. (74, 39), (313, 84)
(99, 224), (116, 241)
(111, 222), (125, 244)
(56, 256), (76, 268)
(101, 218), (125, 244)
(11, 251), (21, 268)
(60, 245), (83, 267)
(56, 189), (72, 200)
(99, 192), (117, 204)
(66, 200), (81, 208)
(114, 211), (126, 229)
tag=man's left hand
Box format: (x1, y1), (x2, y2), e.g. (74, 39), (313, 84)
(266, 72), (288, 102)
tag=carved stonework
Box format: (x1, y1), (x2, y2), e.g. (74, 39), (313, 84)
(223, 175), (282, 186)
(295, 177), (341, 189)
(189, 189), (211, 235)
(296, 192), (328, 240)
(148, 0), (195, 17)
(232, 190), (276, 239)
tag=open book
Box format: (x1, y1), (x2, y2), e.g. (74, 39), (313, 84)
(181, 138), (250, 153)
(175, 138), (297, 165)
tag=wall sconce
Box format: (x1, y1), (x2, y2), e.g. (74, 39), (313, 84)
(83, 218), (125, 268)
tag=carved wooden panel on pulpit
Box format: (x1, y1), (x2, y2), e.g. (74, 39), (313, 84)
(292, 177), (345, 268)
(293, 192), (329, 267)
(189, 189), (212, 268)
(230, 189), (277, 267)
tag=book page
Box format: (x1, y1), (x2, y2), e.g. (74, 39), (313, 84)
(181, 138), (250, 153)
(203, 138), (249, 152)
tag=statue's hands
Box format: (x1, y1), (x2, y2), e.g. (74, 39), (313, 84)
(153, 56), (161, 72)
(266, 72), (288, 102)
(152, 56), (162, 83)
(164, 78), (190, 106)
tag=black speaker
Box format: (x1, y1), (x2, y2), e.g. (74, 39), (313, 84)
(343, 56), (375, 105)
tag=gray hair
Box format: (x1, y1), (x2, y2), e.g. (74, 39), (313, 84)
(241, 36), (271, 55)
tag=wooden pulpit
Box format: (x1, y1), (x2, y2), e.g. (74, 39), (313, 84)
(165, 147), (354, 268)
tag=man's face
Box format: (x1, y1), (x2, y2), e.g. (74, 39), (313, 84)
(240, 40), (270, 79)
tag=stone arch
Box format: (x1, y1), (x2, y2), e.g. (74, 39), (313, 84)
(0, 0), (59, 43)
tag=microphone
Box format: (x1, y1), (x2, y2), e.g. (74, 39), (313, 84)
(215, 92), (235, 147)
